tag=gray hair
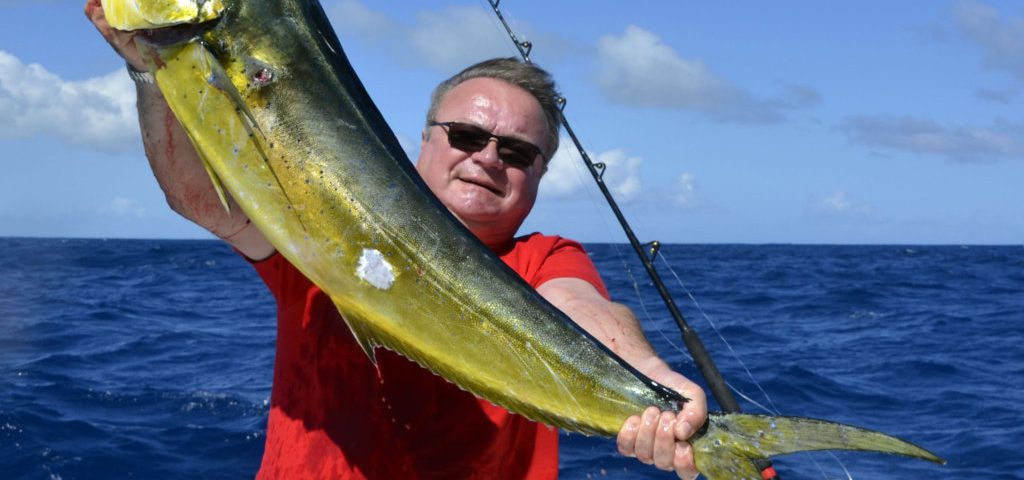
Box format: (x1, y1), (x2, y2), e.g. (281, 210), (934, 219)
(426, 57), (562, 163)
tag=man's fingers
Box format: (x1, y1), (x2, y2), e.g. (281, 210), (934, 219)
(633, 407), (660, 464)
(84, 0), (103, 21)
(84, 0), (147, 69)
(676, 380), (707, 433)
(674, 414), (694, 441)
(673, 442), (699, 480)
(616, 415), (640, 457)
(652, 411), (677, 470)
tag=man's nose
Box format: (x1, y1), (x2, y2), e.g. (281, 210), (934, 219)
(471, 138), (503, 168)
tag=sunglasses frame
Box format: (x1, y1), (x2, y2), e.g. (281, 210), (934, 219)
(429, 121), (543, 169)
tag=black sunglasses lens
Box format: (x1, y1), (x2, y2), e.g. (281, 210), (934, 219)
(446, 124), (490, 151)
(497, 142), (536, 168)
(441, 122), (540, 168)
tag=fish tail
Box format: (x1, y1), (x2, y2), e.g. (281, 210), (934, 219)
(693, 413), (945, 480)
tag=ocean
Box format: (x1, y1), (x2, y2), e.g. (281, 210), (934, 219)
(1, 238), (1021, 479)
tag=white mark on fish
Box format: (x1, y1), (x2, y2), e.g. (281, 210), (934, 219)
(319, 31), (338, 55)
(357, 248), (395, 289)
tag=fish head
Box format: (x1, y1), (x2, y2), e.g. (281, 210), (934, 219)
(101, 0), (304, 100)
(101, 0), (225, 31)
(100, 0), (334, 218)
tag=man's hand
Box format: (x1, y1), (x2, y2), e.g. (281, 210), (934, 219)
(616, 366), (706, 479)
(84, 0), (146, 70)
(537, 277), (708, 479)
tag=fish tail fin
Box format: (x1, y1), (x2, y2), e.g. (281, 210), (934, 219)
(694, 413), (945, 480)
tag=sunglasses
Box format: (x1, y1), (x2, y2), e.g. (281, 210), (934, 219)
(430, 121), (543, 169)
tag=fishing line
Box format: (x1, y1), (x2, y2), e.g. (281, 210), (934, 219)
(480, 4), (871, 480)
(647, 246), (847, 478)
(656, 251), (857, 479)
(621, 246), (694, 362)
(481, 1), (784, 478)
(598, 175), (780, 407)
(470, 4), (889, 478)
(603, 193), (704, 363)
(549, 138), (693, 362)
(539, 120), (695, 363)
(554, 149), (683, 361)
(487, 0), (736, 410)
(656, 252), (782, 414)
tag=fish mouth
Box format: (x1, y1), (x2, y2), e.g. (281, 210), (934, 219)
(135, 18), (220, 47)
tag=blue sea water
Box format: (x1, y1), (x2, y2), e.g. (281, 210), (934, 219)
(1, 238), (1021, 479)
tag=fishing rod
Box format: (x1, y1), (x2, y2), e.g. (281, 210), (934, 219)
(486, 2), (778, 478)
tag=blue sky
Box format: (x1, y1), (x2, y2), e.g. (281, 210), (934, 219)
(1, 0), (1022, 244)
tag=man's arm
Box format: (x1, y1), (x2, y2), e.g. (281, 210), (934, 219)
(85, 0), (273, 260)
(537, 277), (706, 480)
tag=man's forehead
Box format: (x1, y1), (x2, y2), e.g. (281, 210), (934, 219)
(440, 90), (496, 116)
(442, 78), (530, 106)
(438, 79), (541, 123)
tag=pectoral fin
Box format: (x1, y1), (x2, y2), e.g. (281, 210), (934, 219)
(331, 299), (380, 365)
(196, 148), (232, 214)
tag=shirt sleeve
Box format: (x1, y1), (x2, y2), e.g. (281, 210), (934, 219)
(529, 236), (611, 300)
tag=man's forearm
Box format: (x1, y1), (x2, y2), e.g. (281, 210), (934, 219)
(134, 82), (273, 258)
(136, 84), (237, 234)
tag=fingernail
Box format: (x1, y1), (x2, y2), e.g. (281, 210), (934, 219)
(677, 420), (693, 439)
(626, 417), (639, 432)
(676, 442), (692, 462)
(643, 409), (658, 425)
(660, 414), (673, 432)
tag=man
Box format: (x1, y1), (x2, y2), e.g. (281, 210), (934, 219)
(87, 2), (707, 478)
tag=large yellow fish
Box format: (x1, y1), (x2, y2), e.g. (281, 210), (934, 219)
(101, 0), (944, 476)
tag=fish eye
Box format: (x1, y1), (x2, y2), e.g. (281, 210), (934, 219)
(245, 57), (277, 88)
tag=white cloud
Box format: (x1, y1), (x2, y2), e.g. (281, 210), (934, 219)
(328, 0), (511, 72)
(540, 144), (590, 198)
(665, 172), (717, 213)
(0, 50), (138, 154)
(595, 149), (642, 200)
(100, 197), (146, 218)
(839, 115), (1024, 163)
(953, 1), (1024, 82)
(810, 191), (877, 221)
(595, 26), (817, 123)
(540, 140), (642, 202)
(408, 7), (510, 71)
(673, 173), (699, 208)
(540, 140), (717, 212)
(328, 0), (576, 72)
(329, 0), (396, 41)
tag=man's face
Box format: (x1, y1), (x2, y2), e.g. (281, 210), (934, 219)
(416, 77), (549, 246)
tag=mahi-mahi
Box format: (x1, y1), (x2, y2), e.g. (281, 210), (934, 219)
(100, 0), (944, 477)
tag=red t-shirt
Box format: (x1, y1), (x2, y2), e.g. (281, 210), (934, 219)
(251, 233), (609, 479)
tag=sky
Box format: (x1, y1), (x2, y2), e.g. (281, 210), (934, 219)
(1, 0), (1022, 244)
